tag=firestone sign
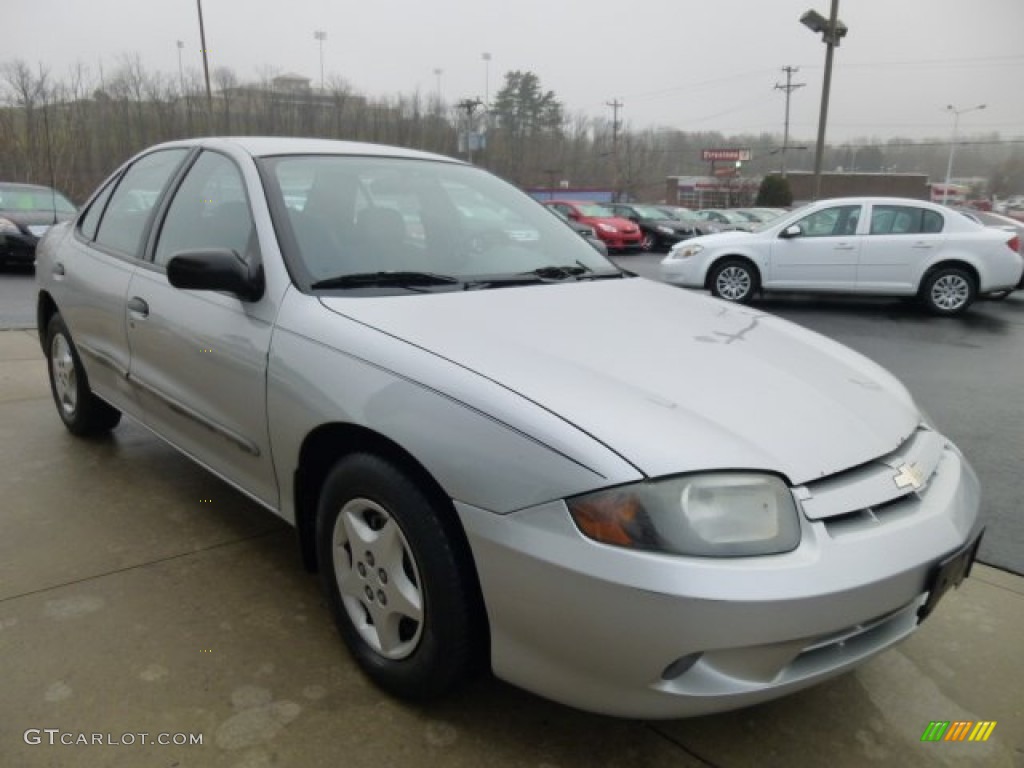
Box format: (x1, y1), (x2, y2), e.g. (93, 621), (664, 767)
(702, 148), (752, 162)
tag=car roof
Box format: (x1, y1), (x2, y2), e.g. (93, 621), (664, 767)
(144, 136), (462, 164)
(0, 181), (57, 192)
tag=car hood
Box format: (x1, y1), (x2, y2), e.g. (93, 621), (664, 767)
(676, 230), (756, 249)
(320, 278), (918, 485)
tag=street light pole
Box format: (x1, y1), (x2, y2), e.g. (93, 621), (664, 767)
(801, 0), (847, 200)
(314, 30), (327, 92)
(943, 103), (986, 204)
(196, 0), (213, 126)
(482, 52), (491, 106)
(433, 68), (443, 105)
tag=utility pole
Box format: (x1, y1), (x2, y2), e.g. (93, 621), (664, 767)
(456, 98), (483, 163)
(196, 0), (213, 129)
(774, 66), (805, 177)
(606, 99), (623, 201)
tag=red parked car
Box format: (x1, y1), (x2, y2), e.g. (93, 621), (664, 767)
(543, 200), (643, 251)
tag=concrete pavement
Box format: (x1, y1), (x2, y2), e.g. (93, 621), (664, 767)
(1, 327), (1022, 767)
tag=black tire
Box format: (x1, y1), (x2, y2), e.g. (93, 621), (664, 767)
(920, 266), (976, 316)
(45, 313), (121, 436)
(315, 453), (480, 700)
(640, 232), (657, 252)
(709, 258), (758, 303)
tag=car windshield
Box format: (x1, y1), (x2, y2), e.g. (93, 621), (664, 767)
(0, 184), (75, 213)
(261, 156), (618, 288)
(630, 205), (670, 219)
(576, 203), (615, 217)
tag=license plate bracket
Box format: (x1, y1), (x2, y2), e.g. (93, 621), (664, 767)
(917, 528), (984, 623)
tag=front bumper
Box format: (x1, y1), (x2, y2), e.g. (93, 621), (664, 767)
(660, 253), (706, 287)
(456, 441), (980, 718)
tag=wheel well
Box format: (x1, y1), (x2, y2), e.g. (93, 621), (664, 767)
(293, 424), (469, 572)
(920, 260), (979, 293)
(705, 255), (761, 290)
(37, 291), (58, 350)
(294, 422), (490, 668)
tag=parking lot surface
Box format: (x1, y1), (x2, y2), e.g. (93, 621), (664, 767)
(2, 303), (1024, 764)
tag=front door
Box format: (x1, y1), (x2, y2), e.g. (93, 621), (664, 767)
(125, 150), (278, 507)
(768, 203), (863, 290)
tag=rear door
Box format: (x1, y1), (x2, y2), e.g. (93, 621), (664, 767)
(54, 149), (189, 413)
(857, 204), (946, 293)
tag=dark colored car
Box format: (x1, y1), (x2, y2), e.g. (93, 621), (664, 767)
(543, 200), (643, 252)
(0, 182), (76, 267)
(548, 206), (609, 255)
(606, 203), (700, 252)
(655, 206), (723, 237)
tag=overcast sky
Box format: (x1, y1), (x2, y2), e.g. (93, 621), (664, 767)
(6, 0), (1022, 144)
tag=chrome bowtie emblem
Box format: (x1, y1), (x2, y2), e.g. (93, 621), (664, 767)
(893, 463), (925, 491)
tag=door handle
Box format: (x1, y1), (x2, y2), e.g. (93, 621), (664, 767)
(912, 243), (933, 249)
(834, 244), (856, 251)
(127, 297), (149, 317)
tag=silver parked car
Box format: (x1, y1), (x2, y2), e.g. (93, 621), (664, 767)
(662, 197), (1023, 314)
(36, 138), (983, 718)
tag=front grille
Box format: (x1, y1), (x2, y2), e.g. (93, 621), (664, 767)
(797, 427), (946, 528)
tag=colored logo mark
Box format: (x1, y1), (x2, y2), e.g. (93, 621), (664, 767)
(921, 721), (996, 742)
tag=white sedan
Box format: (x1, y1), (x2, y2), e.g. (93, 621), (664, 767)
(661, 197), (1023, 314)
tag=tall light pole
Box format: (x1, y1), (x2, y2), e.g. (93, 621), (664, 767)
(800, 1), (847, 199)
(196, 0), (213, 123)
(481, 52), (492, 106)
(433, 68), (443, 104)
(176, 40), (185, 95)
(314, 30), (327, 92)
(943, 103), (986, 204)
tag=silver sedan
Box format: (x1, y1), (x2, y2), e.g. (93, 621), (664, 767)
(36, 138), (983, 718)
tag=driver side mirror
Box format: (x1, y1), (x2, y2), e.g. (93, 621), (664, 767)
(780, 224), (802, 239)
(167, 248), (264, 302)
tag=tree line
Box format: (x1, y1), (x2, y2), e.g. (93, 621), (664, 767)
(1, 57), (1021, 205)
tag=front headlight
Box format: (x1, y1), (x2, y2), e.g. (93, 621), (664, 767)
(597, 222), (618, 233)
(567, 473), (801, 557)
(669, 243), (704, 260)
(0, 217), (20, 234)
(656, 225), (674, 235)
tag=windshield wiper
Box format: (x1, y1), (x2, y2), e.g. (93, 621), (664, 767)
(311, 271), (461, 290)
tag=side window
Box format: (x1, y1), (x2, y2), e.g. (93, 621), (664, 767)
(78, 180), (116, 241)
(94, 149), (188, 257)
(795, 205), (860, 237)
(154, 151), (257, 268)
(922, 210), (944, 233)
(870, 205), (941, 235)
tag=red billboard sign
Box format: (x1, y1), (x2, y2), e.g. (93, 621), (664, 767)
(702, 148), (752, 162)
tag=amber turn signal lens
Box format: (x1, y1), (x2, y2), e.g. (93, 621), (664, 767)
(568, 493), (642, 547)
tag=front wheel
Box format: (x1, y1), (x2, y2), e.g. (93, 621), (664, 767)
(709, 258), (758, 303)
(45, 313), (121, 436)
(920, 267), (976, 315)
(316, 453), (482, 700)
